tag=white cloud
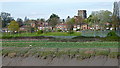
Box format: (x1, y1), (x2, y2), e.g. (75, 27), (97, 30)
(0, 0), (117, 2)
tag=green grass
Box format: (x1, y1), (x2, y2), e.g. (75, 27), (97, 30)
(1, 32), (81, 38)
(2, 41), (119, 48)
(41, 32), (81, 36)
(2, 40), (49, 42)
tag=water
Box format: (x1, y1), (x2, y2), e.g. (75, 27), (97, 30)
(81, 30), (111, 37)
(45, 36), (76, 39)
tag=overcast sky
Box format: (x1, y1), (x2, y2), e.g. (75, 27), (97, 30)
(0, 0), (119, 20)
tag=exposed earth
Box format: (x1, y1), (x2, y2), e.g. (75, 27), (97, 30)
(2, 56), (119, 66)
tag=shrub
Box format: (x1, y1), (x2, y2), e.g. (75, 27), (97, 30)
(2, 36), (13, 39)
(107, 31), (118, 37)
(76, 29), (80, 31)
(102, 31), (120, 41)
(37, 30), (43, 34)
(105, 36), (119, 41)
(57, 29), (62, 32)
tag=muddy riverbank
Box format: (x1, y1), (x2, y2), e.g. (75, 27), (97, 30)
(2, 56), (119, 66)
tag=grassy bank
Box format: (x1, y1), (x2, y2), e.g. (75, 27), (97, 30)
(2, 41), (119, 48)
(2, 40), (119, 59)
(2, 47), (120, 59)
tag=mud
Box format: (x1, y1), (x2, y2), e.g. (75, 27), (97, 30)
(2, 56), (119, 66)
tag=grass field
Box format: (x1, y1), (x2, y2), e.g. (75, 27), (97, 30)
(2, 40), (119, 48)
(1, 32), (81, 37)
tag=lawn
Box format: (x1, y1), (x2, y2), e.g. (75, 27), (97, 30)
(1, 32), (81, 38)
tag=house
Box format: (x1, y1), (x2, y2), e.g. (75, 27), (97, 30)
(73, 23), (88, 31)
(56, 22), (89, 31)
(73, 16), (88, 30)
(104, 22), (112, 30)
(73, 25), (80, 31)
(89, 24), (101, 30)
(80, 23), (88, 30)
(2, 28), (9, 32)
(37, 22), (52, 30)
(56, 23), (68, 31)
(2, 28), (18, 33)
(19, 25), (28, 32)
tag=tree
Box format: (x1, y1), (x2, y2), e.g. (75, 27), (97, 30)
(66, 16), (71, 22)
(87, 15), (94, 26)
(17, 18), (24, 27)
(0, 16), (2, 28)
(83, 19), (88, 23)
(74, 16), (84, 26)
(88, 10), (112, 29)
(66, 18), (75, 31)
(62, 19), (65, 23)
(112, 15), (120, 30)
(48, 14), (60, 29)
(8, 21), (19, 33)
(40, 18), (45, 22)
(1, 12), (14, 28)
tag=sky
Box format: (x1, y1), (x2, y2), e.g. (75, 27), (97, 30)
(0, 0), (119, 20)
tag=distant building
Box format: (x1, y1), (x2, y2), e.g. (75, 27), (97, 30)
(37, 22), (51, 30)
(104, 22), (112, 30)
(80, 23), (88, 30)
(78, 10), (87, 19)
(73, 23), (88, 31)
(73, 25), (80, 31)
(113, 1), (120, 18)
(19, 25), (28, 32)
(56, 23), (67, 31)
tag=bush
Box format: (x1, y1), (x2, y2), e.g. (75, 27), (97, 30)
(105, 36), (119, 41)
(37, 30), (43, 34)
(2, 36), (13, 39)
(107, 31), (118, 37)
(76, 29), (80, 31)
(57, 29), (62, 32)
(102, 31), (120, 41)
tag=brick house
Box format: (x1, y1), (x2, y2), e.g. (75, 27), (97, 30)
(56, 23), (68, 31)
(37, 22), (52, 30)
(80, 23), (88, 30)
